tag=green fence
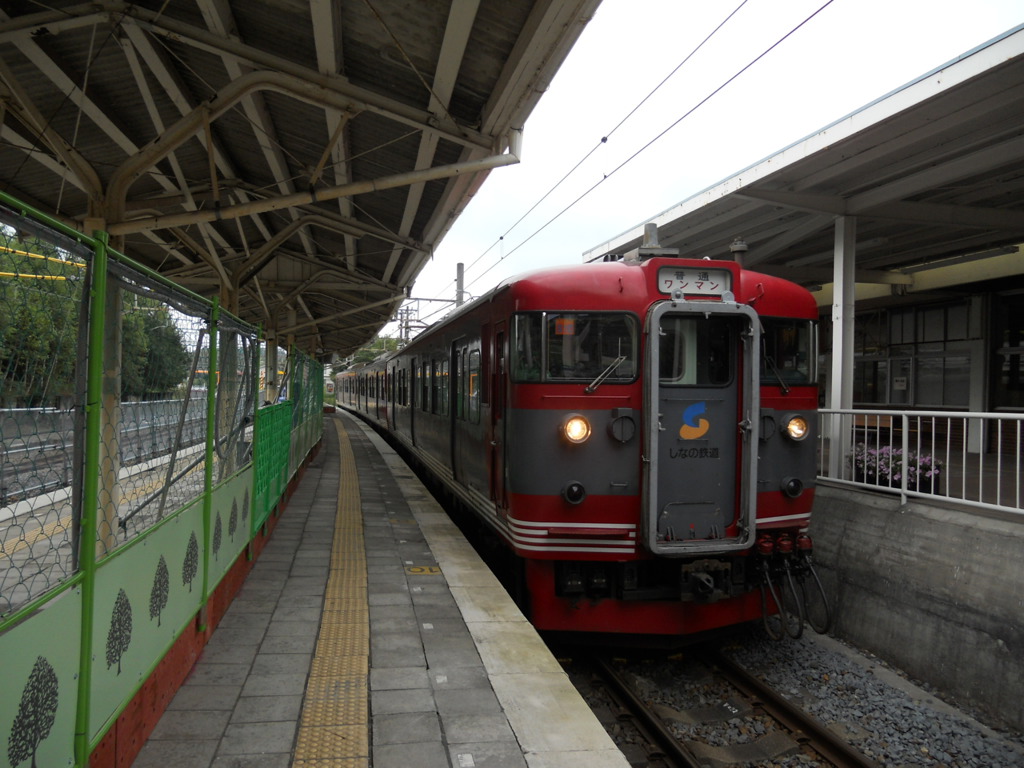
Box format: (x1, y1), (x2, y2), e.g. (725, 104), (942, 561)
(0, 193), (323, 768)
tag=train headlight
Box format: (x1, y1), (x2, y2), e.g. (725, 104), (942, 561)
(561, 414), (592, 444)
(783, 414), (809, 441)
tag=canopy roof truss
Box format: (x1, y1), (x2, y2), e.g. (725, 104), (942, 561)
(0, 0), (599, 357)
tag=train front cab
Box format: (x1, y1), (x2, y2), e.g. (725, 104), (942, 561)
(529, 262), (821, 638)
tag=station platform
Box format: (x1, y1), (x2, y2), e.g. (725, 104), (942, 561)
(131, 411), (628, 768)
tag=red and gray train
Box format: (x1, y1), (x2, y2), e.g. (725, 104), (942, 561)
(338, 231), (828, 640)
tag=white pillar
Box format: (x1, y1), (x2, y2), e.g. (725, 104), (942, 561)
(828, 216), (856, 479)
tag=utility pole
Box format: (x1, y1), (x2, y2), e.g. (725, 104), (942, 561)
(456, 262), (465, 307)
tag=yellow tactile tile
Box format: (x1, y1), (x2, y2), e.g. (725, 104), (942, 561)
(293, 759), (368, 768)
(319, 606), (368, 626)
(325, 573), (368, 589)
(294, 724), (369, 758)
(308, 655), (370, 680)
(314, 624), (369, 650)
(299, 684), (368, 712)
(314, 635), (370, 659)
(294, 418), (371, 764)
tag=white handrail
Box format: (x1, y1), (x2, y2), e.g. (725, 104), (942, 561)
(817, 408), (1023, 514)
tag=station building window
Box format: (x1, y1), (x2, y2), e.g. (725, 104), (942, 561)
(836, 300), (980, 408)
(992, 291), (1024, 411)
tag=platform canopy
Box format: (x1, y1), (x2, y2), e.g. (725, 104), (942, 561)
(583, 25), (1024, 305)
(0, 0), (600, 359)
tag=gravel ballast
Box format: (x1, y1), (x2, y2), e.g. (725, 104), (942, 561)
(616, 628), (1024, 767)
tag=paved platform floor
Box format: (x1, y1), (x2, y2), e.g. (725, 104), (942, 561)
(132, 412), (628, 768)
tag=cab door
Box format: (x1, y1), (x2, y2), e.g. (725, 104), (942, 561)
(490, 324), (507, 511)
(642, 301), (760, 555)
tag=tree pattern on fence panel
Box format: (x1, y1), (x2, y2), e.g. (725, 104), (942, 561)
(7, 656), (58, 768)
(213, 511), (222, 560)
(183, 531), (199, 592)
(229, 499), (238, 540)
(106, 588), (133, 675)
(150, 554), (169, 627)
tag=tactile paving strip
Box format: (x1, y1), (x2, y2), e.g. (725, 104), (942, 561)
(293, 418), (370, 764)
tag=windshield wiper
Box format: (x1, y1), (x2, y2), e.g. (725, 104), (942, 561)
(585, 355), (626, 394)
(764, 355), (790, 395)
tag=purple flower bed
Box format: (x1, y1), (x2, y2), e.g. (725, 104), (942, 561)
(851, 443), (943, 492)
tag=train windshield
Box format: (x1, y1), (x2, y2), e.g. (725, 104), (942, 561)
(511, 312), (638, 383)
(658, 315), (739, 386)
(760, 318), (816, 386)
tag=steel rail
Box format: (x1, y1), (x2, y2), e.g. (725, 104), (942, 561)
(591, 655), (699, 768)
(710, 651), (882, 768)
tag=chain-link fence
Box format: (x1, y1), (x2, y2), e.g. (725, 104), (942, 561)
(0, 220), (88, 615)
(289, 349), (324, 475)
(0, 204), (264, 613)
(0, 195), (325, 768)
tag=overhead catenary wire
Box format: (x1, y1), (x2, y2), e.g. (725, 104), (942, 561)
(460, 0), (751, 279)
(464, 0), (836, 293)
(409, 0), (754, 327)
(407, 0), (835, 329)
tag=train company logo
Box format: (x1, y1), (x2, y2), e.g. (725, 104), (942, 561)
(679, 402), (710, 439)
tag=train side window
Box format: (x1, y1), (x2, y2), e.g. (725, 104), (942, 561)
(468, 349), (481, 424)
(761, 318), (815, 386)
(511, 313), (542, 381)
(431, 359), (440, 413)
(545, 312), (637, 381)
(440, 359), (449, 416)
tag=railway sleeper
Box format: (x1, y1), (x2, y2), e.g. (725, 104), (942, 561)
(684, 730), (801, 768)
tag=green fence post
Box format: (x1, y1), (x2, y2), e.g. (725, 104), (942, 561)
(74, 229), (106, 767)
(249, 327), (262, 549)
(199, 300), (219, 631)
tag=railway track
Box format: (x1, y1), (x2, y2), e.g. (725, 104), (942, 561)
(566, 646), (881, 768)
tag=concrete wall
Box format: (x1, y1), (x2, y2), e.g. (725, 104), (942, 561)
(809, 485), (1024, 732)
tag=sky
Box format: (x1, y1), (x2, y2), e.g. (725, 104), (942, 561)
(388, 0), (1022, 335)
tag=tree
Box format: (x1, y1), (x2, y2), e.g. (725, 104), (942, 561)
(121, 300), (191, 399)
(7, 655), (58, 768)
(144, 317), (191, 395)
(0, 236), (192, 406)
(347, 335), (400, 367)
(149, 555), (169, 627)
(106, 589), (133, 675)
(0, 238), (82, 406)
(120, 311), (149, 398)
(182, 531), (199, 592)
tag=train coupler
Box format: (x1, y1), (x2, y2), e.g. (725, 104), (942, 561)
(679, 559), (733, 603)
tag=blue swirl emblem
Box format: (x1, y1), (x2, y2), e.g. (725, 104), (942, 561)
(679, 401), (709, 439)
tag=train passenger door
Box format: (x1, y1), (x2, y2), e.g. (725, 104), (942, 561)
(642, 301), (760, 556)
(450, 341), (463, 483)
(490, 325), (507, 511)
(409, 357), (416, 444)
